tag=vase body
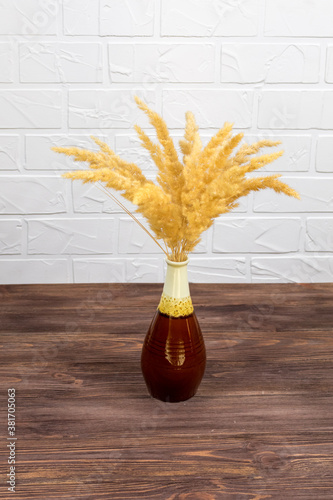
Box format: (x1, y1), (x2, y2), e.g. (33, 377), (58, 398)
(141, 259), (206, 402)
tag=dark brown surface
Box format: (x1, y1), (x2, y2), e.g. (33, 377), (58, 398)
(0, 282), (333, 499)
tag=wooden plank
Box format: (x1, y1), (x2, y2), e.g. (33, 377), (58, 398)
(0, 283), (333, 499)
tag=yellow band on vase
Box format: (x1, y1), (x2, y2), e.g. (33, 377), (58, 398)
(158, 293), (194, 318)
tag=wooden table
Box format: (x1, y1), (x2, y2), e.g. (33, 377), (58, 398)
(1, 283), (333, 499)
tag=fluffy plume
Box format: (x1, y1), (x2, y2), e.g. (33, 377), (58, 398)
(53, 97), (300, 261)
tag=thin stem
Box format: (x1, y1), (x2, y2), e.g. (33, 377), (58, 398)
(96, 182), (168, 257)
(162, 237), (169, 256)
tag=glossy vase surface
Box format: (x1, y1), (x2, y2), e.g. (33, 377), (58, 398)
(141, 258), (206, 402)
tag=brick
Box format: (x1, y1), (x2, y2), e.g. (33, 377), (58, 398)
(326, 46), (333, 83)
(72, 182), (132, 214)
(258, 91), (333, 130)
(28, 218), (114, 255)
(243, 134), (311, 172)
(251, 257), (333, 283)
(0, 91), (61, 129)
(213, 218), (300, 253)
(161, 0), (259, 37)
(25, 134), (106, 170)
(188, 257), (246, 283)
(0, 220), (22, 254)
(73, 258), (163, 283)
(63, 0), (99, 35)
(69, 90), (156, 129)
(0, 0), (58, 35)
(0, 43), (14, 82)
(0, 259), (68, 284)
(163, 90), (254, 129)
(119, 217), (162, 254)
(253, 177), (333, 213)
(221, 44), (320, 83)
(0, 176), (67, 214)
(108, 43), (215, 83)
(316, 137), (333, 172)
(265, 0), (333, 37)
(118, 217), (208, 255)
(100, 0), (154, 36)
(0, 136), (20, 170)
(20, 43), (102, 83)
(305, 218), (333, 252)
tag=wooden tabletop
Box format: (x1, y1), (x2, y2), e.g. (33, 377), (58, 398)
(0, 282), (333, 499)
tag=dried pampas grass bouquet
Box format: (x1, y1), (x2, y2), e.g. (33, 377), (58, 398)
(53, 96), (300, 263)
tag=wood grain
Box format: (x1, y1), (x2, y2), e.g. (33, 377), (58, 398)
(0, 283), (333, 499)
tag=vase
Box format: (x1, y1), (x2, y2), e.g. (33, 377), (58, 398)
(141, 258), (206, 402)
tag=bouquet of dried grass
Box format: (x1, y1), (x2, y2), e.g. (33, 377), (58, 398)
(53, 97), (300, 262)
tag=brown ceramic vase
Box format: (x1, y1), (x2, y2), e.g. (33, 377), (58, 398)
(141, 258), (206, 402)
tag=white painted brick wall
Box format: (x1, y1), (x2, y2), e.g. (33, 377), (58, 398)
(0, 43), (14, 82)
(108, 44), (215, 83)
(0, 136), (20, 170)
(27, 218), (115, 254)
(0, 91), (62, 129)
(221, 44), (320, 83)
(0, 220), (22, 254)
(212, 218), (301, 253)
(258, 91), (333, 129)
(100, 0), (155, 37)
(163, 90), (254, 128)
(20, 43), (103, 83)
(73, 257), (162, 283)
(0, 0), (332, 284)
(264, 0), (333, 37)
(0, 0), (58, 35)
(305, 218), (333, 252)
(0, 259), (69, 284)
(63, 0), (99, 36)
(251, 257), (333, 283)
(316, 137), (333, 172)
(0, 176), (67, 214)
(161, 0), (260, 37)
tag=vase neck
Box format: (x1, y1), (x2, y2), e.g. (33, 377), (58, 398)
(163, 259), (190, 299)
(158, 259), (193, 318)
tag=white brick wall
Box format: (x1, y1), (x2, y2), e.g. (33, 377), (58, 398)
(100, 0), (155, 37)
(0, 0), (332, 284)
(213, 218), (301, 253)
(161, 0), (260, 37)
(27, 218), (115, 254)
(221, 44), (320, 83)
(0, 91), (62, 129)
(264, 0), (333, 37)
(20, 43), (103, 83)
(0, 0), (58, 36)
(108, 44), (215, 83)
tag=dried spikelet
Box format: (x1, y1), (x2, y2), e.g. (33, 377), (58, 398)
(53, 97), (300, 262)
(179, 111), (202, 161)
(134, 96), (184, 205)
(234, 139), (281, 165)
